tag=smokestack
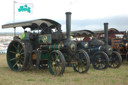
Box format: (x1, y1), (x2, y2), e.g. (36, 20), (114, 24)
(66, 12), (72, 40)
(104, 23), (108, 46)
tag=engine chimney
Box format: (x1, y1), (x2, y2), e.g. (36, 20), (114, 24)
(66, 12), (72, 40)
(104, 23), (109, 46)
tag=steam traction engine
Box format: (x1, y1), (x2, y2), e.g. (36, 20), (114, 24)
(102, 23), (122, 68)
(111, 30), (128, 61)
(72, 30), (109, 70)
(72, 23), (122, 70)
(2, 12), (90, 76)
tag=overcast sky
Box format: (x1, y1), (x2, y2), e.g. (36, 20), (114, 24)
(1, 0), (128, 32)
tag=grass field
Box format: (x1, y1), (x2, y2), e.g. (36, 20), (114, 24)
(0, 54), (128, 85)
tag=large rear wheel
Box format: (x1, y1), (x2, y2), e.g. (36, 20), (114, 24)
(7, 40), (29, 71)
(73, 49), (90, 73)
(48, 50), (65, 76)
(92, 51), (109, 70)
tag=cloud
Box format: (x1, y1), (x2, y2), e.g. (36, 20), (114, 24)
(61, 15), (128, 32)
(1, 15), (128, 33)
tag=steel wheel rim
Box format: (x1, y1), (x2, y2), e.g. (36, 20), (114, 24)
(93, 54), (107, 69)
(73, 51), (88, 73)
(109, 53), (120, 67)
(49, 52), (62, 75)
(7, 41), (25, 71)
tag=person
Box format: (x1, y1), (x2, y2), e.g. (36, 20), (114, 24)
(123, 30), (128, 43)
(83, 34), (93, 42)
(20, 31), (27, 39)
(89, 35), (94, 40)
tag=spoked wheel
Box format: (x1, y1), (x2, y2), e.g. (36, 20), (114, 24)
(7, 40), (29, 71)
(73, 49), (90, 73)
(109, 51), (122, 68)
(48, 50), (65, 76)
(92, 51), (109, 70)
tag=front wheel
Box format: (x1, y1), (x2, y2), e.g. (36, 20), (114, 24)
(109, 51), (122, 68)
(48, 50), (66, 76)
(73, 49), (90, 73)
(92, 51), (109, 70)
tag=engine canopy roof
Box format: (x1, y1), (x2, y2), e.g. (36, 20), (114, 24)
(72, 30), (96, 37)
(2, 19), (61, 31)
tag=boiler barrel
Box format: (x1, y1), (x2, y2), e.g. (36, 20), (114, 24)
(41, 42), (64, 51)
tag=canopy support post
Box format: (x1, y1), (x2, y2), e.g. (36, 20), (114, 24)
(13, 0), (16, 23)
(14, 27), (16, 37)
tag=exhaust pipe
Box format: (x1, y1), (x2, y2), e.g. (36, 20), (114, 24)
(104, 23), (113, 55)
(66, 12), (72, 40)
(104, 23), (108, 46)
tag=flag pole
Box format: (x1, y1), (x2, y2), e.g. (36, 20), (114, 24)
(13, 0), (15, 23)
(13, 0), (16, 37)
